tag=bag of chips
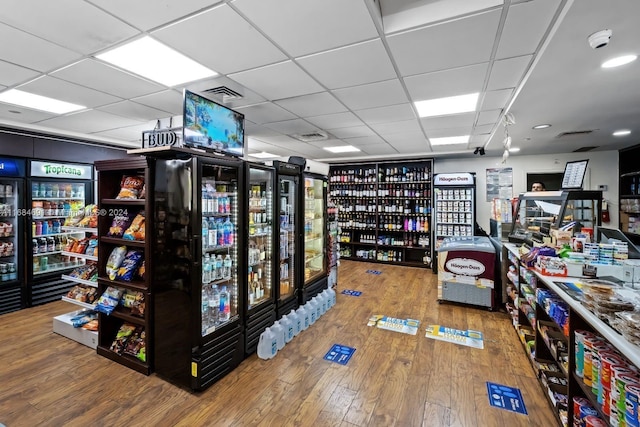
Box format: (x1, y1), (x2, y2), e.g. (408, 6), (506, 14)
(130, 292), (145, 317)
(116, 176), (145, 199)
(115, 250), (144, 282)
(82, 319), (99, 331)
(123, 212), (145, 241)
(70, 310), (98, 328)
(110, 323), (137, 354)
(95, 286), (124, 315)
(107, 213), (133, 237)
(106, 246), (127, 280)
(136, 260), (145, 280)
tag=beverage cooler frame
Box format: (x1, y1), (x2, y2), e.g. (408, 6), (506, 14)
(301, 172), (328, 303)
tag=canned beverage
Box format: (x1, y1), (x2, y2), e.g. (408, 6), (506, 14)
(40, 256), (48, 271)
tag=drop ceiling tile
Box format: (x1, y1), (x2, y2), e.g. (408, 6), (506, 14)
(362, 144), (397, 156)
(132, 90), (184, 115)
(480, 88), (514, 111)
(386, 10), (501, 76)
(404, 63), (488, 102)
(92, 122), (155, 142)
(87, 0), (221, 31)
(329, 126), (376, 139)
(231, 0), (378, 57)
(0, 61), (40, 87)
(470, 134), (491, 144)
(425, 127), (473, 139)
(370, 119), (422, 136)
(18, 76), (122, 108)
(383, 131), (428, 147)
(251, 134), (300, 146)
(356, 104), (416, 125)
(51, 59), (165, 99)
(263, 119), (319, 135)
(275, 92), (346, 117)
(37, 110), (145, 134)
(0, 23), (81, 72)
(244, 123), (286, 139)
(477, 109), (502, 125)
(180, 76), (267, 109)
(97, 101), (172, 121)
(487, 55), (532, 91)
(229, 61), (324, 101)
(0, 104), (56, 123)
(332, 79), (408, 111)
(306, 112), (363, 130)
(496, 0), (561, 59)
(236, 103), (296, 125)
(343, 135), (387, 146)
(297, 39), (397, 90)
(473, 124), (495, 135)
(153, 5), (287, 75)
(420, 113), (475, 131)
(0, 0), (139, 54)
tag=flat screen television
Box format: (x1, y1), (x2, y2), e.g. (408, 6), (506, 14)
(183, 89), (245, 157)
(561, 159), (589, 190)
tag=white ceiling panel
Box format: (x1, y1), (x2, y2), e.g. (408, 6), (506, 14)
(332, 79), (408, 111)
(275, 92), (346, 117)
(0, 23), (81, 72)
(473, 124), (495, 135)
(87, 0), (221, 31)
(236, 103), (296, 125)
(361, 143), (398, 156)
(18, 76), (122, 108)
(229, 61), (324, 101)
(231, 0), (378, 57)
(97, 101), (172, 121)
(370, 119), (422, 136)
(425, 127), (472, 138)
(131, 90), (184, 115)
(36, 110), (145, 134)
(420, 112), (475, 131)
(404, 63), (488, 102)
(386, 10), (501, 76)
(244, 123), (286, 139)
(470, 134), (491, 144)
(383, 130), (428, 147)
(264, 119), (319, 135)
(0, 0), (139, 55)
(477, 109), (502, 125)
(487, 55), (532, 91)
(343, 135), (387, 146)
(329, 126), (376, 139)
(52, 59), (165, 99)
(251, 134), (300, 146)
(297, 39), (397, 90)
(356, 104), (416, 125)
(181, 76), (266, 109)
(0, 60), (40, 87)
(0, 104), (56, 123)
(496, 0), (561, 60)
(480, 88), (514, 111)
(92, 122), (155, 142)
(306, 112), (363, 130)
(153, 5), (286, 75)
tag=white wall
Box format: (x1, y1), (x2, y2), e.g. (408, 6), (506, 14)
(434, 150), (619, 232)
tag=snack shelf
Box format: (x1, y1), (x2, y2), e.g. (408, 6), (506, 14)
(34, 231), (85, 238)
(61, 251), (98, 262)
(34, 264), (74, 276)
(61, 296), (96, 310)
(97, 277), (148, 292)
(60, 226), (98, 233)
(61, 274), (98, 288)
(100, 199), (146, 206)
(33, 215), (68, 220)
(33, 250), (62, 257)
(100, 236), (145, 247)
(32, 197), (84, 201)
(97, 345), (149, 375)
(110, 309), (145, 326)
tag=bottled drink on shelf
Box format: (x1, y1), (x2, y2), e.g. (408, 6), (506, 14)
(222, 254), (232, 280)
(219, 286), (230, 322)
(202, 286), (210, 334)
(215, 254), (223, 280)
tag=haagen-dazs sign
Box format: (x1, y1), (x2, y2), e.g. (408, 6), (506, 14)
(445, 258), (485, 276)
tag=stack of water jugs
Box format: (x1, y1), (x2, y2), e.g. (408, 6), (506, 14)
(257, 286), (337, 360)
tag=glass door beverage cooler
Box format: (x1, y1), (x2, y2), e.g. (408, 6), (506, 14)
(273, 161), (301, 318)
(243, 162), (276, 354)
(151, 150), (244, 391)
(0, 157), (25, 315)
(27, 160), (94, 306)
(301, 173), (327, 303)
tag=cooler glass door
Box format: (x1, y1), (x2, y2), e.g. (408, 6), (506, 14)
(303, 177), (326, 285)
(278, 176), (297, 302)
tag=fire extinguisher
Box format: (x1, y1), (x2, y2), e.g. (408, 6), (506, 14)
(602, 200), (610, 223)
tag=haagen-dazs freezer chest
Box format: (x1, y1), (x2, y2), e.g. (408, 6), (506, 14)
(436, 236), (496, 309)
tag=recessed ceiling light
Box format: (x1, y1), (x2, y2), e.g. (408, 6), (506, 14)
(323, 145), (360, 153)
(248, 151), (278, 158)
(414, 93), (479, 118)
(532, 124), (551, 129)
(96, 36), (217, 86)
(613, 129), (631, 136)
(601, 55), (637, 68)
(430, 135), (469, 146)
(0, 89), (85, 114)
(509, 147), (521, 153)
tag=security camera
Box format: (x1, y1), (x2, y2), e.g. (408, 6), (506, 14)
(588, 29), (612, 49)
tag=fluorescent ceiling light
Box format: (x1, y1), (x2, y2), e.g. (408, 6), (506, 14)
(430, 135), (469, 146)
(414, 93), (479, 118)
(601, 55), (637, 68)
(323, 145), (361, 153)
(249, 151), (278, 158)
(0, 89), (85, 114)
(96, 36), (217, 86)
(509, 147), (521, 153)
(532, 124), (551, 129)
(613, 129), (631, 136)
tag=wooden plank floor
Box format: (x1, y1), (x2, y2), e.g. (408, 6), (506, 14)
(0, 260), (555, 426)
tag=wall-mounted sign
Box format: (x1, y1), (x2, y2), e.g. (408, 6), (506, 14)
(30, 160), (92, 180)
(434, 173), (474, 186)
(0, 158), (25, 177)
(142, 127), (183, 149)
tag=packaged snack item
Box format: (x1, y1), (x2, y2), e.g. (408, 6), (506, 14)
(108, 213), (133, 237)
(139, 184), (146, 200)
(130, 292), (145, 317)
(82, 319), (99, 331)
(136, 260), (145, 280)
(122, 291), (136, 308)
(116, 176), (145, 200)
(66, 284), (98, 303)
(106, 246), (127, 280)
(75, 238), (89, 254)
(115, 250), (144, 282)
(123, 328), (145, 358)
(123, 212), (145, 241)
(109, 323), (137, 354)
(94, 286), (124, 315)
(84, 238), (98, 257)
(70, 310), (98, 328)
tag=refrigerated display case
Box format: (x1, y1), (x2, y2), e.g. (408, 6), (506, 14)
(302, 173), (327, 302)
(27, 160), (94, 306)
(273, 161), (301, 318)
(327, 200), (338, 289)
(433, 172), (476, 250)
(243, 162), (276, 355)
(0, 157), (25, 315)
